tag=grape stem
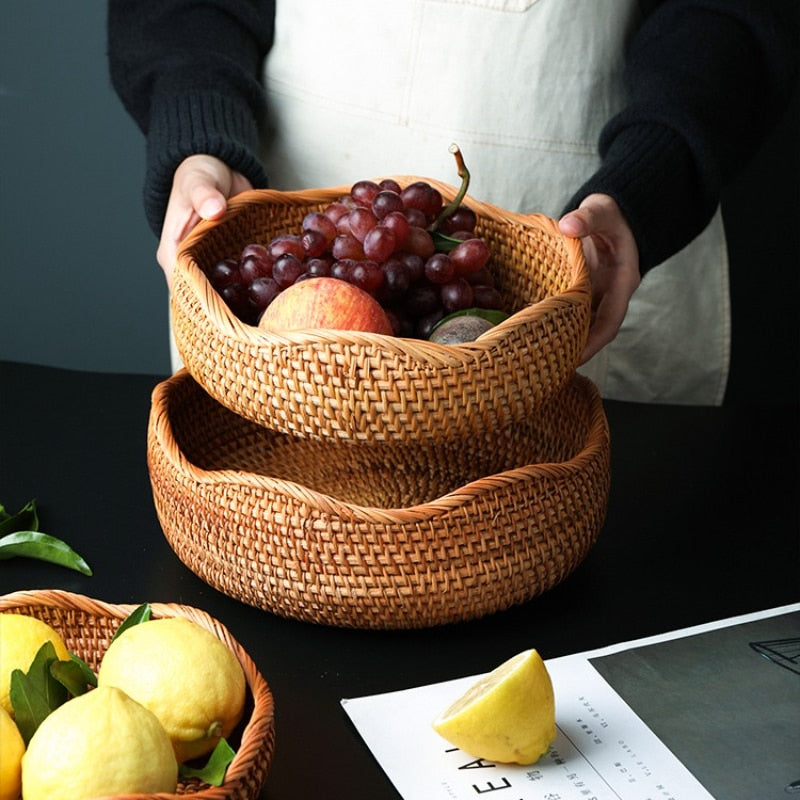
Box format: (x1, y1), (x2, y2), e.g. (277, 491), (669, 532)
(430, 143), (470, 232)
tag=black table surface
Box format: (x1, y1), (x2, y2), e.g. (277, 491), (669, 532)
(1, 359), (798, 799)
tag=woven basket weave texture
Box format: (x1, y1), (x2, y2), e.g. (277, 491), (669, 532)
(170, 179), (591, 443)
(147, 370), (610, 629)
(0, 589), (275, 799)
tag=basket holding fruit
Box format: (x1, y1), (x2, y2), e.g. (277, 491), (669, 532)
(170, 147), (591, 443)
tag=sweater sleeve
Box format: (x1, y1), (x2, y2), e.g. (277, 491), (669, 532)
(107, 0), (276, 236)
(564, 0), (799, 274)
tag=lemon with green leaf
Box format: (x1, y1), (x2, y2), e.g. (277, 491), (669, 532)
(21, 685), (178, 800)
(0, 614), (69, 717)
(97, 616), (246, 763)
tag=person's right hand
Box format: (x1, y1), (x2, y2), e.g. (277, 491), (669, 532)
(157, 154), (253, 285)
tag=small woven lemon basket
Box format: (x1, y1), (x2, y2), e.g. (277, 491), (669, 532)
(0, 589), (275, 799)
(170, 178), (592, 444)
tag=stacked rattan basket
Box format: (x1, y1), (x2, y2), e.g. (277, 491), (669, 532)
(148, 178), (611, 629)
(0, 589), (275, 800)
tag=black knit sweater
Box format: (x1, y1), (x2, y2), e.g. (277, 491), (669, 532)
(107, 0), (798, 274)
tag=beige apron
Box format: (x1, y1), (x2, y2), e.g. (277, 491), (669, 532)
(257, 0), (730, 404)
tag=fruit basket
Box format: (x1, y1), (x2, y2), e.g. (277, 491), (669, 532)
(0, 588), (275, 800)
(146, 369), (610, 629)
(170, 178), (591, 443)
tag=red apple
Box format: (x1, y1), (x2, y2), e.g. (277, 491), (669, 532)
(257, 277), (393, 335)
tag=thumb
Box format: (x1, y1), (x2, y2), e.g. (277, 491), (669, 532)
(187, 182), (227, 221)
(558, 209), (589, 238)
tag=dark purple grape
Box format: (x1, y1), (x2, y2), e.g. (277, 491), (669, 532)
(240, 242), (272, 266)
(403, 227), (436, 259)
(371, 190), (404, 220)
(239, 248), (273, 283)
(438, 206), (477, 235)
(301, 228), (328, 258)
(208, 258), (240, 289)
(403, 207), (427, 228)
(331, 259), (357, 282)
(305, 257), (333, 277)
(450, 238), (490, 276)
(332, 233), (365, 260)
(324, 200), (351, 225)
(440, 278), (474, 312)
(378, 178), (402, 194)
(400, 181), (442, 223)
(415, 309), (445, 339)
(380, 211), (410, 248)
(302, 211), (337, 243)
(248, 276), (281, 310)
(404, 282), (440, 317)
(471, 285), (505, 310)
(348, 207), (378, 243)
(363, 226), (396, 262)
(220, 282), (250, 318)
(397, 252), (424, 283)
(267, 234), (304, 261)
(350, 179), (381, 207)
(272, 253), (305, 288)
(379, 258), (411, 301)
(350, 261), (384, 294)
(424, 253), (455, 284)
(465, 266), (495, 287)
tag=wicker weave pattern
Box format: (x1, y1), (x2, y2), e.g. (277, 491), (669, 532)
(0, 589), (275, 799)
(146, 371), (610, 629)
(170, 179), (591, 443)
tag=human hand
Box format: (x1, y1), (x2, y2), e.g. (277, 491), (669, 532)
(157, 154), (253, 285)
(558, 194), (641, 363)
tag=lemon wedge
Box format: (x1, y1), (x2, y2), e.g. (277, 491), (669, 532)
(432, 648), (556, 765)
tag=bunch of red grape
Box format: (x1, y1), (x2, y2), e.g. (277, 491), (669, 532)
(205, 178), (505, 337)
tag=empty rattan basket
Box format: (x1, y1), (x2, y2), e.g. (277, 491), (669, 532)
(0, 589), (275, 800)
(147, 369), (610, 629)
(170, 179), (591, 444)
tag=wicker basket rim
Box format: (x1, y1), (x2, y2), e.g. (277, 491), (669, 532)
(150, 372), (609, 525)
(173, 179), (590, 365)
(0, 588), (274, 800)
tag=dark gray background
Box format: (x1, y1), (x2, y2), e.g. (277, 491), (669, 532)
(2, 3), (798, 404)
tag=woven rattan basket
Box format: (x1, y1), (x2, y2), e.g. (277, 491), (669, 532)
(146, 369), (610, 629)
(171, 179), (591, 443)
(0, 589), (275, 799)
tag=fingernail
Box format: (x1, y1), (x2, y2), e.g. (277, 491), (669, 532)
(199, 197), (226, 219)
(558, 215), (583, 237)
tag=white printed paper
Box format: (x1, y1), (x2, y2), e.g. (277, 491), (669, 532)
(342, 604), (800, 800)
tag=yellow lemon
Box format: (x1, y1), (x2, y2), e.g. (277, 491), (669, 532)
(97, 616), (246, 762)
(0, 707), (24, 800)
(21, 685), (178, 800)
(0, 613), (69, 716)
(432, 648), (556, 765)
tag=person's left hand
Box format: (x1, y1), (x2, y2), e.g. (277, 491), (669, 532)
(558, 193), (641, 363)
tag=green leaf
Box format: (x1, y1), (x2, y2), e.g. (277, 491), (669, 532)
(25, 642), (68, 710)
(0, 499), (39, 538)
(50, 659), (93, 697)
(9, 669), (52, 746)
(431, 231), (466, 253)
(0, 530), (93, 575)
(110, 603), (152, 644)
(179, 738), (236, 786)
(68, 653), (98, 687)
(429, 307), (510, 335)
